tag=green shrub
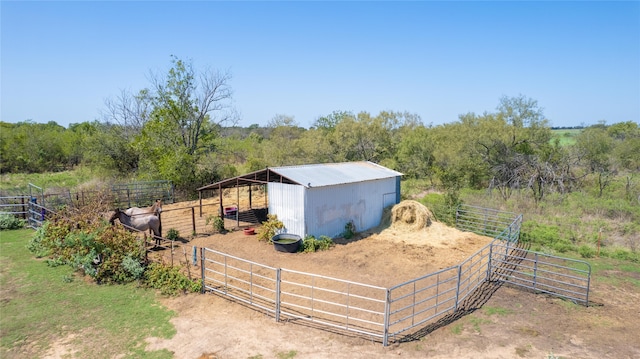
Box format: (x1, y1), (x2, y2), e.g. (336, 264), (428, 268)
(257, 214), (284, 242)
(520, 221), (560, 246)
(302, 235), (334, 252)
(552, 241), (574, 253)
(342, 221), (355, 239)
(26, 208), (145, 284)
(122, 254), (145, 280)
(610, 248), (639, 263)
(578, 245), (596, 258)
(144, 262), (202, 295)
(166, 228), (180, 241)
(206, 215), (225, 233)
(27, 225), (51, 257)
(420, 193), (455, 225)
(0, 213), (26, 230)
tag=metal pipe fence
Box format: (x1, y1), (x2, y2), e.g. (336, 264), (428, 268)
(201, 247), (279, 315)
(386, 267), (459, 345)
(195, 204), (590, 346)
(456, 204), (521, 239)
(19, 196), (591, 346)
(278, 268), (387, 339)
(490, 242), (591, 305)
(0, 195), (31, 218)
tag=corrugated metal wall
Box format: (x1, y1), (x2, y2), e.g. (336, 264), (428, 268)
(268, 182), (306, 237)
(268, 177), (399, 239)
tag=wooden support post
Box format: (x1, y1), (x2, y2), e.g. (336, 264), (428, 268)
(218, 184), (224, 221)
(191, 207), (196, 235)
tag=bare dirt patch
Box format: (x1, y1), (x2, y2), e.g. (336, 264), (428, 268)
(145, 200), (640, 359)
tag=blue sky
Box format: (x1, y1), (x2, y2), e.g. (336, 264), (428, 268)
(2, 1), (639, 129)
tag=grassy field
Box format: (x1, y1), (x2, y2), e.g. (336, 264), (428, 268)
(0, 167), (102, 192)
(551, 128), (582, 146)
(0, 229), (176, 359)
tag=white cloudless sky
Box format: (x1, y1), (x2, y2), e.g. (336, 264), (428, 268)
(1, 1), (639, 129)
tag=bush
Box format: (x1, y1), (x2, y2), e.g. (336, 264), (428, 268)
(166, 228), (180, 241)
(552, 241), (574, 253)
(27, 225), (51, 257)
(610, 248), (640, 263)
(302, 235), (334, 252)
(257, 214), (284, 242)
(520, 221), (561, 246)
(26, 207), (145, 284)
(206, 214), (226, 233)
(144, 262), (202, 295)
(206, 215), (225, 233)
(0, 213), (26, 230)
(342, 221), (355, 239)
(578, 245), (596, 258)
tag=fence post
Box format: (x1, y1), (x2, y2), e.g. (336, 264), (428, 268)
(487, 242), (493, 281)
(454, 265), (462, 311)
(158, 212), (162, 237)
(200, 247), (205, 294)
(533, 253), (538, 290)
(191, 207), (196, 235)
(383, 288), (391, 347)
(275, 268), (281, 322)
(192, 246), (198, 267)
(21, 197), (26, 219)
(585, 264), (591, 307)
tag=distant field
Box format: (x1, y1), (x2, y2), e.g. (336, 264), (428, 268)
(551, 128), (582, 146)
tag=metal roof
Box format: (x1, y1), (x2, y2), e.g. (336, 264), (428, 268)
(197, 161), (402, 191)
(270, 161), (402, 188)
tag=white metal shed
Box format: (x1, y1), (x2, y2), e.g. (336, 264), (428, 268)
(197, 161), (402, 239)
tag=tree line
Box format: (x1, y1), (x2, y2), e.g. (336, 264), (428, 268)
(1, 57), (638, 203)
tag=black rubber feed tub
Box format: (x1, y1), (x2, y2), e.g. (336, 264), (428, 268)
(272, 233), (302, 253)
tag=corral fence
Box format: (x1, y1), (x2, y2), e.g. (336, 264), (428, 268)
(1, 181), (175, 229)
(0, 184), (56, 229)
(111, 180), (174, 208)
(198, 204), (591, 346)
(10, 194), (591, 346)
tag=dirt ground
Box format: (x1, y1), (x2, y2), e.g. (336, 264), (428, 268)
(144, 200), (640, 359)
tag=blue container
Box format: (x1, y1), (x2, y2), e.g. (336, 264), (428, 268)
(272, 233), (302, 253)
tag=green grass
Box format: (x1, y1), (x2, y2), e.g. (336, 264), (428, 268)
(0, 229), (176, 359)
(551, 128), (582, 146)
(276, 350), (298, 359)
(483, 305), (512, 316)
(0, 167), (107, 192)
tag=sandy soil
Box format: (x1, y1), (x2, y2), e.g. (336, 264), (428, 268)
(143, 200), (640, 359)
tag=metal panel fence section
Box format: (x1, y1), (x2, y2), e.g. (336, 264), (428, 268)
(278, 268), (387, 339)
(455, 242), (494, 305)
(27, 201), (54, 229)
(490, 242), (591, 305)
(0, 195), (31, 218)
(111, 180), (174, 208)
(385, 240), (494, 345)
(201, 247), (279, 316)
(386, 267), (459, 345)
(456, 204), (521, 240)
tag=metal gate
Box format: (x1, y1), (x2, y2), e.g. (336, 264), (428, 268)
(490, 242), (591, 305)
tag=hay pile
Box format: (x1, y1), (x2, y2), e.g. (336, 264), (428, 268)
(374, 200), (489, 250)
(389, 200), (434, 231)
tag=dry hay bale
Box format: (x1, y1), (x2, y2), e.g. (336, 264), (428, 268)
(390, 200), (434, 231)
